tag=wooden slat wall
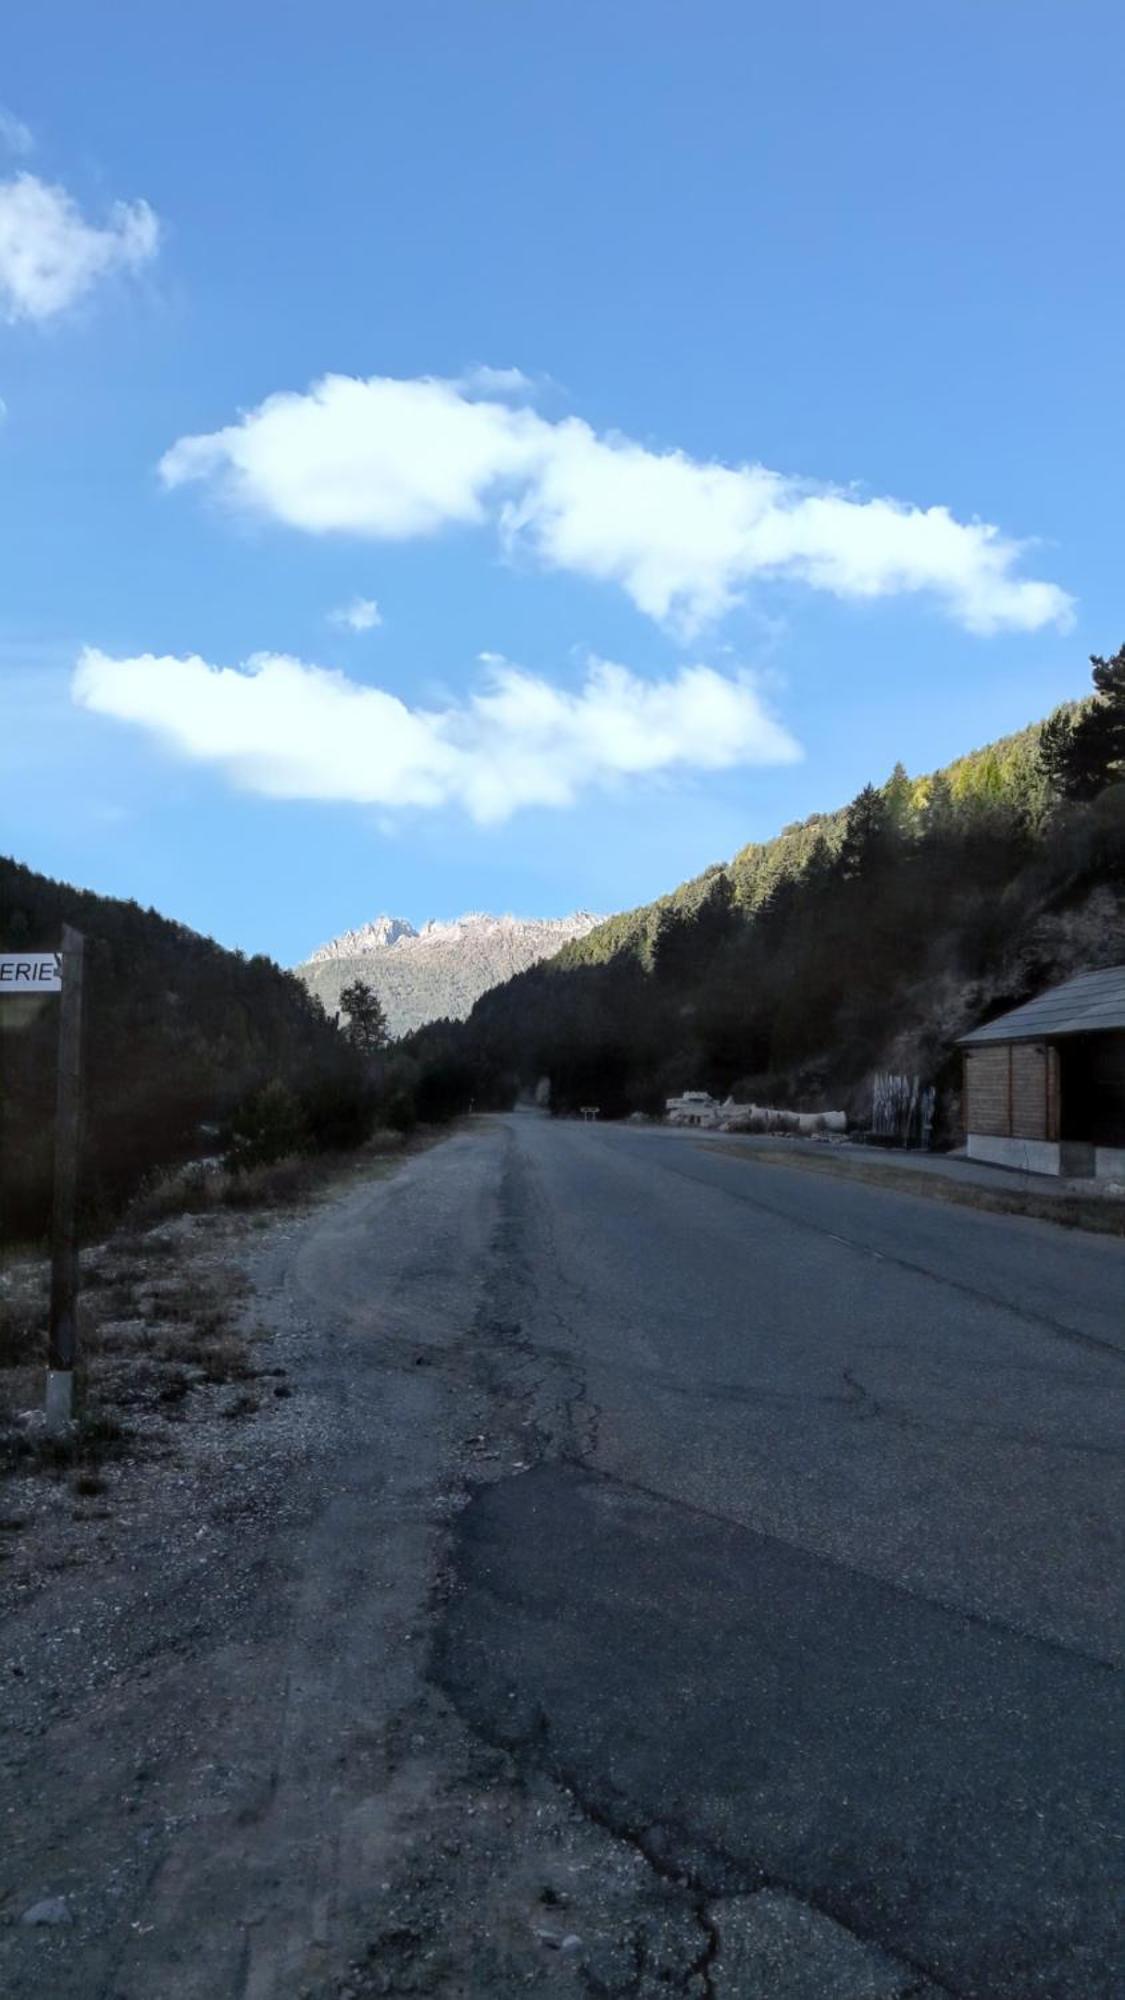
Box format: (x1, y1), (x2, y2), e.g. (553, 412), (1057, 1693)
(1012, 1043), (1049, 1140)
(964, 1047), (1010, 1136)
(963, 1042), (1056, 1140)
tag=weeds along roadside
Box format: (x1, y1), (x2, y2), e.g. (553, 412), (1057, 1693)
(0, 1126), (423, 1532)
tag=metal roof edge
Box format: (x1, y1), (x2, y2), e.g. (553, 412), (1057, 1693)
(957, 963), (1125, 1046)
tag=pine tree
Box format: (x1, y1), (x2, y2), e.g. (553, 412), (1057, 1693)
(1038, 708), (1081, 798)
(339, 979), (390, 1053)
(800, 833), (837, 895)
(882, 761), (916, 835)
(1039, 644), (1125, 802)
(691, 870), (736, 958)
(838, 784), (892, 878)
(919, 770), (955, 838)
(650, 902), (695, 984)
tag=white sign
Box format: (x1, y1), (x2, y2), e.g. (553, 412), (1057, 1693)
(0, 952), (62, 993)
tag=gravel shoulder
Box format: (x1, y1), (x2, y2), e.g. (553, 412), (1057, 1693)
(1, 1126), (750, 1999)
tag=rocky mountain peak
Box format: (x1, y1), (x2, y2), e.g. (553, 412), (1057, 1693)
(297, 909), (601, 1036)
(305, 915), (417, 963)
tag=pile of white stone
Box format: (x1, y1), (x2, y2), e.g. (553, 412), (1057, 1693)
(665, 1093), (847, 1135)
(718, 1100), (847, 1136)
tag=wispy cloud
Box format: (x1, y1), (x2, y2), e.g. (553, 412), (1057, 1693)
(159, 370), (1074, 638)
(0, 172), (159, 322)
(72, 646), (801, 824)
(328, 595), (382, 632)
(456, 363), (535, 398)
(0, 109), (34, 157)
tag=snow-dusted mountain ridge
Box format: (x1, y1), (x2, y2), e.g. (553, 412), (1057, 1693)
(297, 911), (601, 1037)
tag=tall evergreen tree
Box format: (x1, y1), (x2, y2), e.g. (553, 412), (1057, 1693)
(339, 979), (390, 1054)
(800, 833), (837, 895)
(838, 784), (893, 878)
(1038, 708), (1083, 798)
(1039, 644), (1125, 801)
(919, 770), (956, 839)
(690, 869), (737, 958)
(882, 761), (916, 835)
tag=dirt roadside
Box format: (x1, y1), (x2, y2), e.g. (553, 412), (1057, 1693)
(0, 1128), (742, 2000)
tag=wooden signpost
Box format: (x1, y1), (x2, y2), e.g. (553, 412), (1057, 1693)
(0, 930), (84, 1434)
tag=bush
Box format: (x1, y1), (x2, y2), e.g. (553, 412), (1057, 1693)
(414, 1056), (476, 1123)
(214, 1155), (313, 1208)
(127, 1160), (223, 1223)
(223, 1080), (308, 1171)
(300, 1074), (379, 1153)
(384, 1089), (417, 1135)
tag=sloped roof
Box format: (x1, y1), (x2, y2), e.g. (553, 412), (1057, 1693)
(959, 965), (1125, 1045)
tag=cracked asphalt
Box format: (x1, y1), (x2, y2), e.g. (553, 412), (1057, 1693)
(434, 1115), (1123, 1998)
(4, 1113), (1121, 1998)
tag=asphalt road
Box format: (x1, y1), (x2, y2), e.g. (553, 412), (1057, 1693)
(4, 1115), (1120, 1999)
(436, 1114), (1124, 1999)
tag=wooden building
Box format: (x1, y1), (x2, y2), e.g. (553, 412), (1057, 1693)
(959, 964), (1125, 1177)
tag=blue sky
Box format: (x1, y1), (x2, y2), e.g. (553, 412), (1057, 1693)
(2, 1), (1121, 965)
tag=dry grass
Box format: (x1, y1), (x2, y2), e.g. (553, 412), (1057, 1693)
(14, 1410), (130, 1476)
(0, 1225), (258, 1478)
(125, 1128), (412, 1229)
(1, 1122), (433, 1497)
(159, 1329), (255, 1383)
(73, 1470), (109, 1497)
(0, 1292), (42, 1371)
(124, 1155), (313, 1225)
(222, 1390), (260, 1420)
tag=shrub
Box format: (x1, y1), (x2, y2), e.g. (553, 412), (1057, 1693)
(414, 1057), (476, 1123)
(384, 1089), (418, 1135)
(215, 1155), (313, 1208)
(299, 1074), (379, 1153)
(223, 1080), (308, 1171)
(127, 1160), (222, 1224)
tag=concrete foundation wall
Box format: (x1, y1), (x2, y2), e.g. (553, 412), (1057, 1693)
(968, 1135), (1125, 1179)
(966, 1134), (1062, 1175)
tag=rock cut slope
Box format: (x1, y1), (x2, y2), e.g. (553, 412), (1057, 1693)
(297, 911), (601, 1037)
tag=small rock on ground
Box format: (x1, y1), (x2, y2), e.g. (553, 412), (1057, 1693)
(20, 1897), (73, 1927)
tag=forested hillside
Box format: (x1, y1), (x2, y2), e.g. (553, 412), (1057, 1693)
(411, 654), (1125, 1135)
(0, 859), (366, 1238)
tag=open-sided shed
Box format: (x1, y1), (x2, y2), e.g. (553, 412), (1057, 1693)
(958, 964), (1125, 1177)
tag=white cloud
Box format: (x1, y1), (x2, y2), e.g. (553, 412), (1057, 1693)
(161, 373), (538, 538)
(159, 370), (1074, 637)
(72, 646), (800, 824)
(0, 110), (34, 157)
(328, 595), (382, 632)
(456, 363), (535, 398)
(0, 172), (159, 322)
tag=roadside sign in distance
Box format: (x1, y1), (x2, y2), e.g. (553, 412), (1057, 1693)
(0, 953), (63, 993)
